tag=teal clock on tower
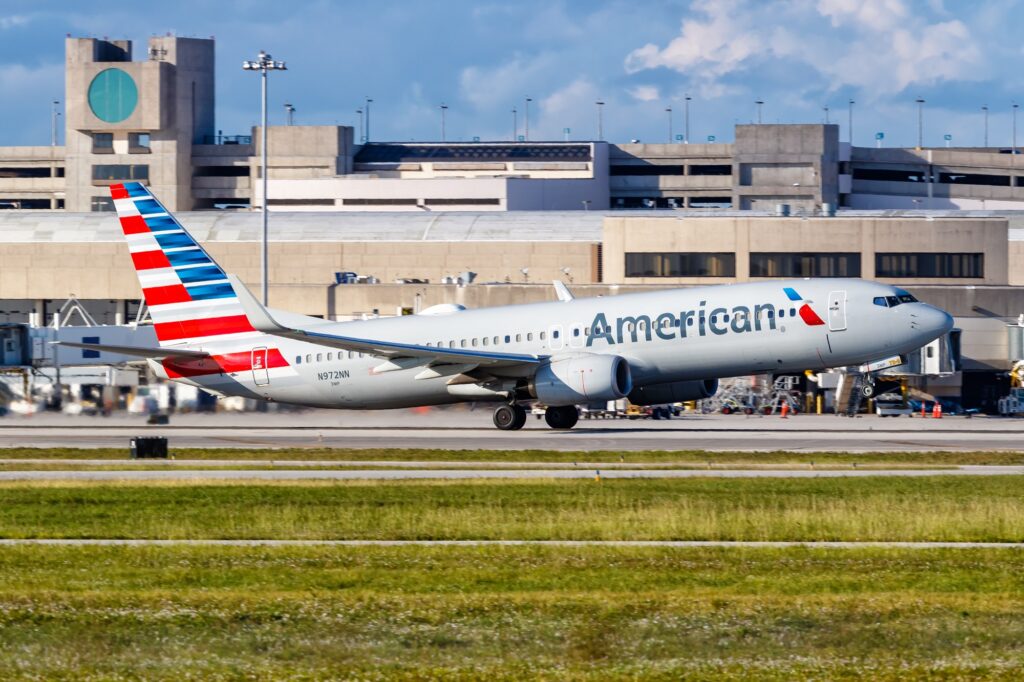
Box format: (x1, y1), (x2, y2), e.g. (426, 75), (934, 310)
(87, 68), (138, 123)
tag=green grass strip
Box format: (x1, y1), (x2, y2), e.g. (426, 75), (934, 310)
(3, 476), (1024, 542)
(0, 545), (1022, 679)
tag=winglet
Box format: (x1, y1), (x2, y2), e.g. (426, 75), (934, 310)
(226, 274), (289, 333)
(553, 280), (574, 302)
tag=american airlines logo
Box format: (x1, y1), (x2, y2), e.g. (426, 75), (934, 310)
(586, 287), (824, 347)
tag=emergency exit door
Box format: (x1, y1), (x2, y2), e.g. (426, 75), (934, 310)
(251, 347), (270, 386)
(827, 291), (847, 332)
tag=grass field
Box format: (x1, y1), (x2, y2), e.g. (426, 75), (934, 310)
(2, 476), (1024, 542)
(1, 445), (1024, 465)
(0, 544), (1022, 679)
(4, 461), (1024, 677)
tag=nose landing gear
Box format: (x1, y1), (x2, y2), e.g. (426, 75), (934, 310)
(493, 403), (528, 431)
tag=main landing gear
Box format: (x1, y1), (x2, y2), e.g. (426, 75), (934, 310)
(544, 405), (579, 430)
(493, 403), (528, 431)
(491, 404), (580, 431)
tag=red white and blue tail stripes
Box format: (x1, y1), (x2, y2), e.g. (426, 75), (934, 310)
(111, 182), (258, 346)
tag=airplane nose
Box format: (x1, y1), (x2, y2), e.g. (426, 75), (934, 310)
(915, 305), (954, 340)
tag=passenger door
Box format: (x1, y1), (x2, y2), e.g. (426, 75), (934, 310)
(251, 347), (270, 386)
(827, 291), (847, 332)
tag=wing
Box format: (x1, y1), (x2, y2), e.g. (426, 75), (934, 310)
(54, 341), (210, 360)
(227, 275), (544, 368)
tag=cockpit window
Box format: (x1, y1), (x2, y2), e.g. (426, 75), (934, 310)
(874, 291), (919, 307)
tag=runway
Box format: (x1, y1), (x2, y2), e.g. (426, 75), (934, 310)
(0, 465), (1021, 481)
(1, 410), (1024, 452)
(0, 538), (1021, 549)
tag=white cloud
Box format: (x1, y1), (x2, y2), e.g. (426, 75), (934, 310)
(624, 0), (761, 79)
(628, 85), (660, 102)
(624, 0), (985, 99)
(458, 55), (557, 111)
(0, 15), (29, 29)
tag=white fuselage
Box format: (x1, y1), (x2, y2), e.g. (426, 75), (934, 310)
(151, 278), (953, 410)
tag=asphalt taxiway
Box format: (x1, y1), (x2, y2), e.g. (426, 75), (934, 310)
(1, 409), (1023, 452)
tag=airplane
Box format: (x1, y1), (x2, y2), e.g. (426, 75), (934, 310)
(61, 182), (954, 430)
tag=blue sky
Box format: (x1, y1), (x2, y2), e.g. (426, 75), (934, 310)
(1, 0), (1022, 148)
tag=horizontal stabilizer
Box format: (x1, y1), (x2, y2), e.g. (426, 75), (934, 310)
(54, 341), (210, 360)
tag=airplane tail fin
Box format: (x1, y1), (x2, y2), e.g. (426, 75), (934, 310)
(110, 182), (258, 346)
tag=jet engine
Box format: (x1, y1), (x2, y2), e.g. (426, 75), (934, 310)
(628, 379), (719, 405)
(529, 353), (633, 406)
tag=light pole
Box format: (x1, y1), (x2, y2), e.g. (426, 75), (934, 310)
(284, 103), (294, 126)
(524, 97), (532, 141)
(982, 105), (989, 147)
(511, 107), (518, 141)
(242, 50), (287, 306)
(595, 100), (605, 141)
(848, 99), (854, 144)
(823, 105), (829, 124)
(915, 97), (925, 149)
(666, 106), (673, 142)
(755, 100), (764, 124)
(684, 94), (691, 144)
(50, 100), (60, 147)
(440, 103), (448, 141)
(1014, 102), (1019, 154)
(364, 97), (373, 143)
(355, 108), (363, 144)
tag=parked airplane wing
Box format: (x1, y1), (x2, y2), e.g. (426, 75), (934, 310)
(54, 341), (210, 360)
(227, 275), (544, 367)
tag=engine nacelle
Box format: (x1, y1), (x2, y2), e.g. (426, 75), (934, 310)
(628, 379), (719, 405)
(530, 354), (633, 406)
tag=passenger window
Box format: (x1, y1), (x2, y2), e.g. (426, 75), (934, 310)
(493, 336), (499, 344)
(460, 339), (467, 348)
(778, 310), (784, 318)
(306, 354), (312, 363)
(472, 338), (478, 346)
(482, 338), (489, 346)
(516, 334), (522, 342)
(790, 308), (796, 317)
(505, 335), (511, 343)
(553, 330), (560, 339)
(527, 333), (533, 341)
(295, 356), (302, 365)
(540, 331), (546, 340)
(327, 352), (333, 361)
(316, 353), (322, 362)
(573, 328), (580, 337)
(449, 341), (455, 348)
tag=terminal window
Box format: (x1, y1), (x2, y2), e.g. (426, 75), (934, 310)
(750, 253), (861, 278)
(92, 133), (114, 154)
(625, 252), (736, 277)
(92, 164), (149, 183)
(876, 253), (983, 278)
(128, 133), (151, 153)
(90, 196), (115, 212)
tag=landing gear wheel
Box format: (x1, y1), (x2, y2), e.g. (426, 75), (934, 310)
(861, 384), (875, 398)
(493, 404), (527, 431)
(544, 405), (580, 430)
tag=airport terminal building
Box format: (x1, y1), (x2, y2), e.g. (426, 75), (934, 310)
(1, 35), (1024, 410)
